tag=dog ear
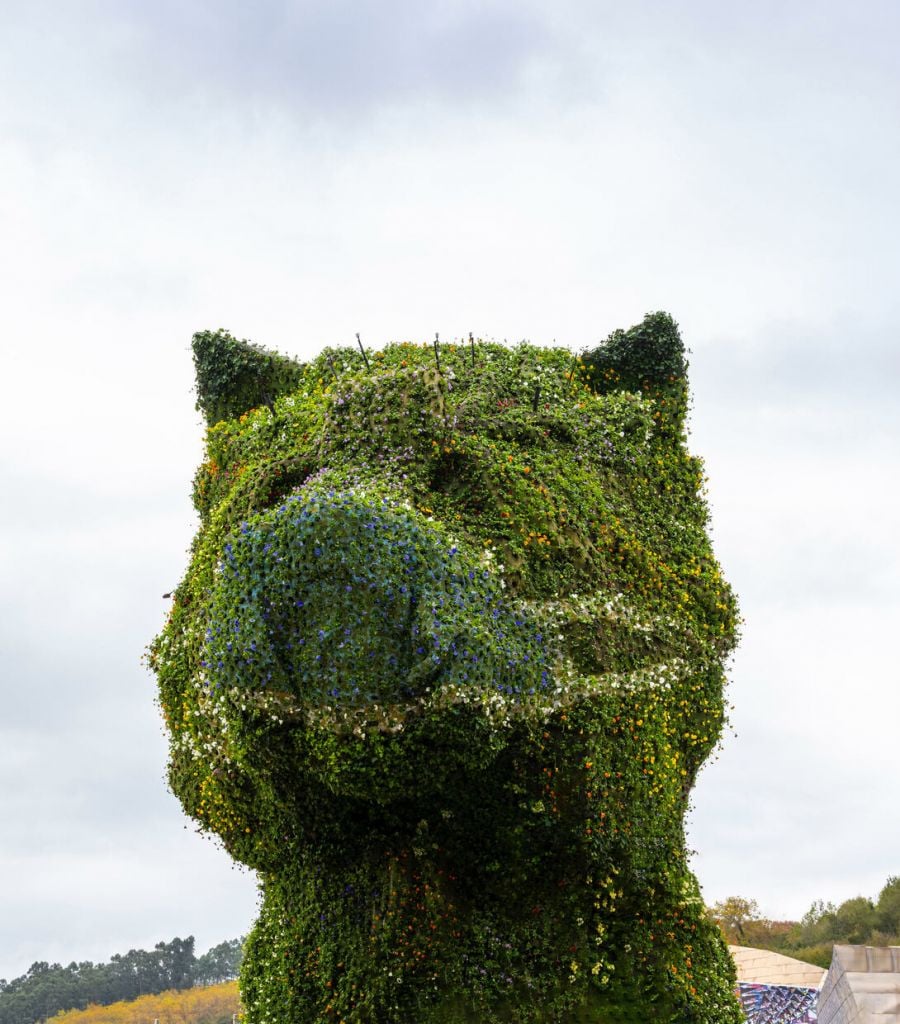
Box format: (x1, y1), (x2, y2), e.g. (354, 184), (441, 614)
(192, 329), (305, 425)
(581, 311), (687, 397)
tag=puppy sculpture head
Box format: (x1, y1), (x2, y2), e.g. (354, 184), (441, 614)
(151, 314), (742, 1024)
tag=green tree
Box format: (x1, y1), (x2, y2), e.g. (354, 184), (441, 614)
(194, 939), (244, 986)
(833, 897), (877, 944)
(876, 876), (900, 935)
(793, 899), (839, 947)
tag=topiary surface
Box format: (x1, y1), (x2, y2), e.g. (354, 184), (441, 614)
(149, 313), (742, 1023)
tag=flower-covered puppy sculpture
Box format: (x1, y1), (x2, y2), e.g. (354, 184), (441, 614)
(150, 313), (742, 1023)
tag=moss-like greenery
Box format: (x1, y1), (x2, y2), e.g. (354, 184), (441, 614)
(192, 328), (305, 425)
(149, 313), (742, 1023)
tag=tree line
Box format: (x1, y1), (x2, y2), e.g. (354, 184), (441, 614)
(48, 981), (239, 1024)
(708, 874), (900, 967)
(0, 937), (243, 1024)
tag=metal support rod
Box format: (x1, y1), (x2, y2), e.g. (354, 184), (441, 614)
(532, 384), (541, 412)
(469, 332), (475, 368)
(433, 332), (441, 373)
(356, 332), (371, 371)
(327, 354), (339, 381)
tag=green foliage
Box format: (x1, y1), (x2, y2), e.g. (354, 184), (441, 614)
(833, 896), (878, 944)
(785, 945), (834, 970)
(710, 874), (900, 969)
(794, 895), (881, 949)
(0, 937), (242, 1024)
(876, 876), (900, 934)
(193, 939), (244, 988)
(582, 311), (687, 400)
(151, 315), (742, 1023)
(192, 329), (305, 425)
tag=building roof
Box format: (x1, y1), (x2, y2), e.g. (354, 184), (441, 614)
(730, 945), (828, 989)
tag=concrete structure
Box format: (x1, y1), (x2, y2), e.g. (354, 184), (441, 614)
(818, 945), (900, 1024)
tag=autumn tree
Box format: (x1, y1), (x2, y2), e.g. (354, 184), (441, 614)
(708, 896), (761, 943)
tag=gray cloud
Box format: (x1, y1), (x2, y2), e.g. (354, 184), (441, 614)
(693, 318), (900, 413)
(4, 0), (560, 137)
(686, 313), (900, 621)
(137, 2), (541, 105)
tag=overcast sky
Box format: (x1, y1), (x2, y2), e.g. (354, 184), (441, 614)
(1, 0), (898, 982)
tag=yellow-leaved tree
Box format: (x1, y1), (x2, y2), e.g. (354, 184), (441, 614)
(50, 981), (240, 1024)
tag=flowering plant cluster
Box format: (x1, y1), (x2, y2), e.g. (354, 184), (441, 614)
(150, 313), (742, 1023)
